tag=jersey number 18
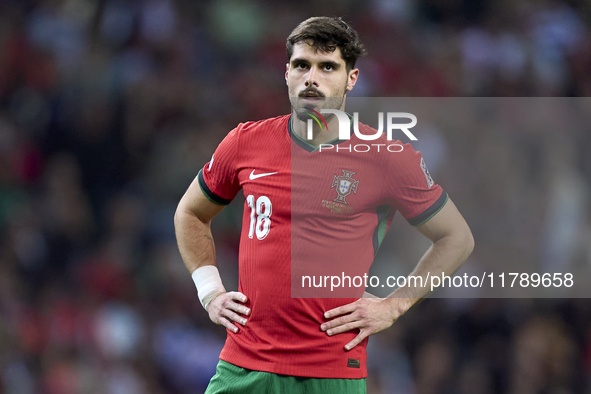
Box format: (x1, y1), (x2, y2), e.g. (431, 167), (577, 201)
(246, 195), (272, 240)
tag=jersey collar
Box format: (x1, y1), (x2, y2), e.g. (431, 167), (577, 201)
(288, 114), (351, 153)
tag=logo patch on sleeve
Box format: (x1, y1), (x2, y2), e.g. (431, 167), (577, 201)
(420, 157), (434, 188)
(347, 358), (360, 368)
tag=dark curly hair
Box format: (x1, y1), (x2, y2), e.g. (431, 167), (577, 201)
(286, 17), (366, 71)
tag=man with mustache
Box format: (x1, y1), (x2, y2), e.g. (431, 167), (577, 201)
(175, 16), (474, 393)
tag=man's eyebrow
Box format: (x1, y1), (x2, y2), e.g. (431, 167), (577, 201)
(290, 58), (309, 64)
(320, 61), (341, 68)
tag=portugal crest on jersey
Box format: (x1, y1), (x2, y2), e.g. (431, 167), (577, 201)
(331, 170), (359, 204)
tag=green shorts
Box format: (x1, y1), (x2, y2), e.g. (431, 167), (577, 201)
(205, 360), (366, 394)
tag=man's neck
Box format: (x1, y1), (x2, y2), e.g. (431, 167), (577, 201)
(291, 111), (345, 147)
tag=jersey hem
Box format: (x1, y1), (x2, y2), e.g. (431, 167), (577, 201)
(218, 354), (368, 379)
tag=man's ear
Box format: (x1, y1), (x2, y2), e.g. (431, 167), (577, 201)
(285, 63), (290, 85)
(346, 68), (359, 91)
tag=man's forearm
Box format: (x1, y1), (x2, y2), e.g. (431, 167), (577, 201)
(385, 232), (474, 317)
(175, 208), (229, 310)
(174, 208), (217, 274)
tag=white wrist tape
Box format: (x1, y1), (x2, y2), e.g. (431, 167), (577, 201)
(192, 265), (226, 310)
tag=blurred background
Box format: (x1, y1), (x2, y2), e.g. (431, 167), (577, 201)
(0, 0), (590, 393)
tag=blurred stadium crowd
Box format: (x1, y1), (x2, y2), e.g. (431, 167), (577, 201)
(0, 0), (590, 393)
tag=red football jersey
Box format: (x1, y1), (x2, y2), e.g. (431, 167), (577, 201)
(199, 114), (446, 379)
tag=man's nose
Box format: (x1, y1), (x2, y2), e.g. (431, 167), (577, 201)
(305, 66), (319, 87)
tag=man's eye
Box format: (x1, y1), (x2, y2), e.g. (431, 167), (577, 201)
(324, 65), (333, 71)
(296, 63), (308, 69)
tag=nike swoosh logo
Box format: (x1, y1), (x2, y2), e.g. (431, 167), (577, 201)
(249, 170), (278, 180)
